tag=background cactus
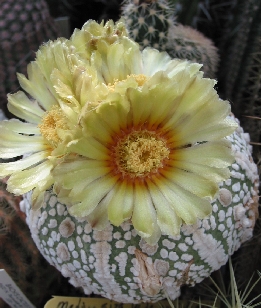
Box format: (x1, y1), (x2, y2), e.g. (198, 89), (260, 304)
(166, 0), (261, 161)
(121, 0), (176, 51)
(217, 0), (261, 162)
(121, 0), (219, 78)
(0, 0), (58, 118)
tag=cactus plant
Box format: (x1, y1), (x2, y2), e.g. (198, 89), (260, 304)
(0, 0), (58, 118)
(0, 20), (259, 303)
(20, 113), (259, 302)
(217, 0), (261, 160)
(121, 0), (176, 50)
(121, 0), (219, 78)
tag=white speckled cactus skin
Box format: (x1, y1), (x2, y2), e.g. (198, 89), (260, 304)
(20, 116), (259, 303)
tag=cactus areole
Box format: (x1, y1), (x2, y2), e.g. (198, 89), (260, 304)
(0, 21), (259, 303)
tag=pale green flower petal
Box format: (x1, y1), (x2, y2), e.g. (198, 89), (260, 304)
(132, 184), (158, 239)
(68, 174), (117, 217)
(0, 127), (47, 159)
(176, 97), (230, 133)
(2, 119), (40, 135)
(172, 140), (235, 169)
(67, 137), (108, 159)
(7, 160), (53, 195)
(176, 120), (238, 144)
(86, 191), (112, 230)
(80, 107), (115, 144)
(51, 72), (80, 107)
(53, 159), (110, 190)
(31, 190), (46, 210)
(173, 162), (231, 183)
(107, 181), (133, 226)
(70, 19), (128, 60)
(154, 176), (212, 225)
(163, 167), (218, 199)
(36, 40), (73, 89)
(7, 92), (44, 124)
(163, 77), (217, 131)
(94, 98), (130, 134)
(147, 180), (182, 236)
(0, 151), (47, 177)
(143, 223), (162, 246)
(141, 48), (173, 76)
(126, 76), (179, 128)
(17, 61), (57, 110)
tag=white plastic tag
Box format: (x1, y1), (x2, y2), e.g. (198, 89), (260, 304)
(0, 269), (35, 308)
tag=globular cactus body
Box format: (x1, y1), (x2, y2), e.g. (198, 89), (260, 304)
(21, 117), (259, 303)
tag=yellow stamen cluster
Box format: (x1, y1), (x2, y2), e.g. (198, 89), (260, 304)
(116, 131), (170, 177)
(130, 74), (148, 86)
(107, 74), (148, 92)
(38, 105), (68, 147)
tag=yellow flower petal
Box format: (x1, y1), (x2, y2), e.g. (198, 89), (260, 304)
(36, 40), (73, 90)
(97, 98), (130, 134)
(163, 76), (216, 130)
(174, 98), (230, 133)
(143, 223), (162, 246)
(141, 48), (173, 76)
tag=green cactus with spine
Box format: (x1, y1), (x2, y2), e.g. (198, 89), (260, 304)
(121, 0), (219, 78)
(121, 0), (176, 50)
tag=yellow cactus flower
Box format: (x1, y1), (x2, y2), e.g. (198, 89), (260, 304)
(0, 20), (128, 209)
(0, 20), (237, 244)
